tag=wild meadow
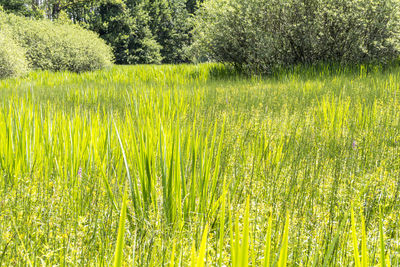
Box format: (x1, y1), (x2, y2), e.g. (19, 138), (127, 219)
(0, 63), (399, 266)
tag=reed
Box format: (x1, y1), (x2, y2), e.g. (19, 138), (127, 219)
(0, 63), (399, 265)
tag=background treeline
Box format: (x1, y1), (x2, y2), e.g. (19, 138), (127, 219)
(0, 0), (203, 64)
(192, 0), (400, 74)
(1, 0), (400, 76)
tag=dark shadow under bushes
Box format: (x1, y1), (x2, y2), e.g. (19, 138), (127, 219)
(269, 60), (400, 81)
(195, 63), (245, 81)
(205, 59), (400, 83)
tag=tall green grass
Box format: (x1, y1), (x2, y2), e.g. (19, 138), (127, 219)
(0, 63), (399, 265)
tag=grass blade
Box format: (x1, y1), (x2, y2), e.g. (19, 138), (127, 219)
(263, 211), (273, 267)
(361, 211), (368, 267)
(351, 207), (361, 267)
(323, 213), (348, 267)
(113, 189), (128, 267)
(218, 178), (227, 266)
(196, 224), (209, 267)
(170, 242), (176, 267)
(379, 207), (386, 267)
(240, 196), (251, 267)
(277, 212), (289, 267)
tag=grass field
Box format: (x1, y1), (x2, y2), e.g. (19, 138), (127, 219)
(0, 63), (399, 266)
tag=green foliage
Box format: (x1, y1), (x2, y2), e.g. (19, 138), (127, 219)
(192, 0), (400, 73)
(146, 0), (191, 63)
(0, 64), (400, 265)
(277, 214), (289, 267)
(186, 0), (203, 14)
(0, 0), (198, 64)
(87, 1), (161, 64)
(230, 197), (251, 267)
(0, 0), (32, 16)
(127, 0), (162, 64)
(112, 188), (128, 267)
(191, 225), (209, 267)
(0, 12), (113, 72)
(0, 29), (28, 79)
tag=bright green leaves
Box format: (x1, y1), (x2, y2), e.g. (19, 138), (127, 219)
(277, 213), (290, 267)
(113, 188), (128, 267)
(189, 225), (209, 267)
(351, 206), (391, 267)
(230, 197), (251, 267)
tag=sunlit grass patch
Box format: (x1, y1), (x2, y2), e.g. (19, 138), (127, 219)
(0, 63), (399, 265)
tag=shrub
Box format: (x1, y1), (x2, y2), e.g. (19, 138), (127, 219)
(192, 0), (400, 74)
(0, 12), (113, 73)
(0, 29), (28, 79)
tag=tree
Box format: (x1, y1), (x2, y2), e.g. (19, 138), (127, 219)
(0, 0), (204, 64)
(192, 0), (400, 73)
(88, 0), (161, 64)
(145, 0), (190, 63)
(0, 0), (39, 16)
(186, 0), (202, 14)
(39, 0), (97, 19)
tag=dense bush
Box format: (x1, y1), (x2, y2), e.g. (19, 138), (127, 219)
(0, 12), (113, 73)
(192, 0), (400, 73)
(0, 29), (28, 79)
